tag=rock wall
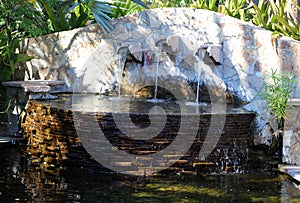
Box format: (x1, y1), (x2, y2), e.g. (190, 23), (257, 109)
(21, 8), (300, 145)
(283, 99), (300, 165)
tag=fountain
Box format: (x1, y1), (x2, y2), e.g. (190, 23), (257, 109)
(18, 21), (259, 176)
(20, 34), (258, 175)
(4, 7), (300, 201)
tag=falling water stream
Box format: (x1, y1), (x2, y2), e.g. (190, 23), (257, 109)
(146, 40), (165, 103)
(195, 48), (206, 104)
(186, 47), (207, 107)
(195, 64), (201, 104)
(117, 47), (128, 98)
(117, 55), (124, 98)
(153, 42), (163, 101)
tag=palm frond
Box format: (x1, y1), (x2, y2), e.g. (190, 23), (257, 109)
(87, 0), (148, 34)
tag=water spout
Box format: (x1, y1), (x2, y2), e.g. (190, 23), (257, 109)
(152, 39), (166, 101)
(195, 47), (206, 104)
(186, 46), (207, 107)
(116, 46), (129, 98)
(195, 63), (201, 104)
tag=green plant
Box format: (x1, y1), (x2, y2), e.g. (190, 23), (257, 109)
(218, 0), (249, 21)
(0, 30), (34, 82)
(34, 0), (300, 40)
(88, 0), (148, 33)
(247, 0), (300, 40)
(148, 0), (187, 8)
(272, 14), (300, 41)
(27, 0), (91, 33)
(25, 0), (147, 35)
(191, 0), (219, 11)
(0, 0), (37, 82)
(247, 0), (276, 30)
(112, 0), (145, 18)
(263, 69), (298, 127)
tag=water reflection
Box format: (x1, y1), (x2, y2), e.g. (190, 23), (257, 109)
(1, 147), (300, 202)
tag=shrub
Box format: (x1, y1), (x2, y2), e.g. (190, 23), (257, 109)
(263, 69), (298, 128)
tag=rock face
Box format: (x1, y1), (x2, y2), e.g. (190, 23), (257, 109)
(283, 99), (300, 165)
(22, 8), (300, 145)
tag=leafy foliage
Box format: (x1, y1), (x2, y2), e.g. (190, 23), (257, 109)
(112, 0), (145, 19)
(246, 0), (299, 40)
(150, 0), (194, 8)
(0, 30), (34, 82)
(0, 0), (37, 82)
(27, 0), (92, 33)
(150, 0), (300, 41)
(29, 0), (148, 34)
(219, 0), (249, 21)
(263, 69), (298, 127)
(273, 14), (300, 41)
(191, 0), (219, 11)
(0, 0), (41, 111)
(87, 0), (148, 33)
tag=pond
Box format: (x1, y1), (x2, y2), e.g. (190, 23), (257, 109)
(1, 146), (300, 202)
(1, 93), (300, 202)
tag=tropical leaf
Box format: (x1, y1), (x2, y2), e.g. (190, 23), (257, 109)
(273, 15), (300, 40)
(87, 0), (148, 33)
(274, 15), (299, 34)
(262, 69), (298, 127)
(15, 54), (34, 64)
(39, 0), (61, 31)
(131, 0), (148, 8)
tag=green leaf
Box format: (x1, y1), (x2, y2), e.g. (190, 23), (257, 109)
(208, 0), (217, 11)
(262, 69), (298, 126)
(131, 0), (148, 8)
(15, 54), (34, 63)
(274, 15), (298, 34)
(39, 0), (60, 31)
(0, 66), (13, 82)
(54, 0), (69, 30)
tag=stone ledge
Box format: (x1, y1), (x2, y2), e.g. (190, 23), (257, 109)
(2, 80), (65, 88)
(2, 80), (65, 94)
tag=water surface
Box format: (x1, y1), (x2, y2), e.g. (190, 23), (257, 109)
(1, 147), (300, 202)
